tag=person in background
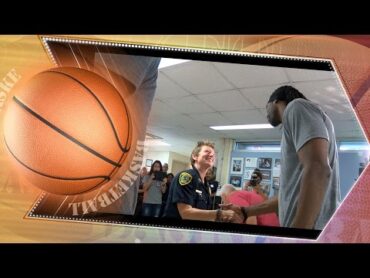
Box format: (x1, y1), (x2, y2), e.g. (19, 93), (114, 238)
(162, 163), (169, 174)
(142, 160), (167, 217)
(134, 167), (148, 217)
(220, 184), (279, 227)
(243, 168), (268, 201)
(160, 173), (174, 217)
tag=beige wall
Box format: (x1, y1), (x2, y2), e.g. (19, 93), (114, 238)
(171, 160), (188, 176)
(142, 150), (169, 169)
(168, 151), (190, 173)
(216, 138), (234, 186)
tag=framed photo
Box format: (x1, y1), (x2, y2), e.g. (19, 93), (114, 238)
(261, 170), (271, 180)
(258, 157), (272, 169)
(230, 157), (243, 174)
(145, 159), (153, 167)
(273, 177), (280, 189)
(274, 159), (281, 168)
(244, 169), (254, 180)
(273, 166), (281, 177)
(245, 157), (257, 168)
(229, 176), (242, 188)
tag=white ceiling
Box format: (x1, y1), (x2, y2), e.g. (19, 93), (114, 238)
(146, 60), (365, 156)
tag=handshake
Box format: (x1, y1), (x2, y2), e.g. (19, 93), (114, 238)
(216, 204), (247, 224)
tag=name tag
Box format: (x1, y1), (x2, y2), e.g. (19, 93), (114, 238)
(195, 189), (202, 195)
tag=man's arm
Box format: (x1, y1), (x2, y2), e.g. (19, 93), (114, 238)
(245, 196), (278, 216)
(246, 216), (257, 225)
(177, 203), (243, 223)
(291, 138), (331, 229)
(220, 197), (278, 218)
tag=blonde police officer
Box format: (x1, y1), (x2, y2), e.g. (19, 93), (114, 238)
(163, 141), (243, 223)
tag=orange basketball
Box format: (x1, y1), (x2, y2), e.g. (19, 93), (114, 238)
(3, 67), (132, 195)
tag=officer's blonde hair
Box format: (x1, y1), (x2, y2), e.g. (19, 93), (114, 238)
(190, 140), (215, 164)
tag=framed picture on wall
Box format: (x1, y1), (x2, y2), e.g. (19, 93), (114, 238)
(258, 158), (272, 169)
(145, 159), (153, 167)
(230, 157), (243, 174)
(261, 170), (271, 180)
(244, 169), (254, 180)
(230, 176), (242, 188)
(245, 157), (257, 168)
(273, 177), (280, 189)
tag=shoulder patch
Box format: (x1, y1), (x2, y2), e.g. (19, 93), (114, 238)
(179, 172), (193, 186)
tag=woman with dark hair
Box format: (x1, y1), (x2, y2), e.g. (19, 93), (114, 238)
(142, 160), (167, 217)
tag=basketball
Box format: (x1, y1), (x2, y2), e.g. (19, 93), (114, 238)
(3, 67), (132, 195)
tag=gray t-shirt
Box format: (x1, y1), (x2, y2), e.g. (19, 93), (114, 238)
(279, 99), (341, 230)
(142, 175), (163, 205)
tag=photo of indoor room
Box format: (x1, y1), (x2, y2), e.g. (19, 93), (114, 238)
(142, 57), (369, 204)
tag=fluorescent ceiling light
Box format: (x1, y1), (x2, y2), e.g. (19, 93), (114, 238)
(339, 142), (370, 151)
(246, 146), (281, 152)
(210, 124), (273, 131)
(159, 58), (189, 69)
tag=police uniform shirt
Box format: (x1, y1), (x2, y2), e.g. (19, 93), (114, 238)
(209, 180), (219, 194)
(163, 165), (212, 219)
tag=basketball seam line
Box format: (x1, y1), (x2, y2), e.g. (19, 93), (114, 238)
(108, 151), (126, 178)
(46, 70), (130, 154)
(3, 136), (110, 182)
(100, 47), (132, 152)
(13, 96), (121, 168)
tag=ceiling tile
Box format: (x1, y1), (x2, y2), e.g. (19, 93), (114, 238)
(197, 90), (254, 111)
(162, 61), (234, 94)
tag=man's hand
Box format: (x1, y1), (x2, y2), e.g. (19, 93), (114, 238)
(219, 203), (245, 223)
(220, 209), (244, 223)
(221, 197), (279, 219)
(219, 203), (243, 216)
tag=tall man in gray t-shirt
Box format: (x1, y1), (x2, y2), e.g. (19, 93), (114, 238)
(223, 85), (341, 230)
